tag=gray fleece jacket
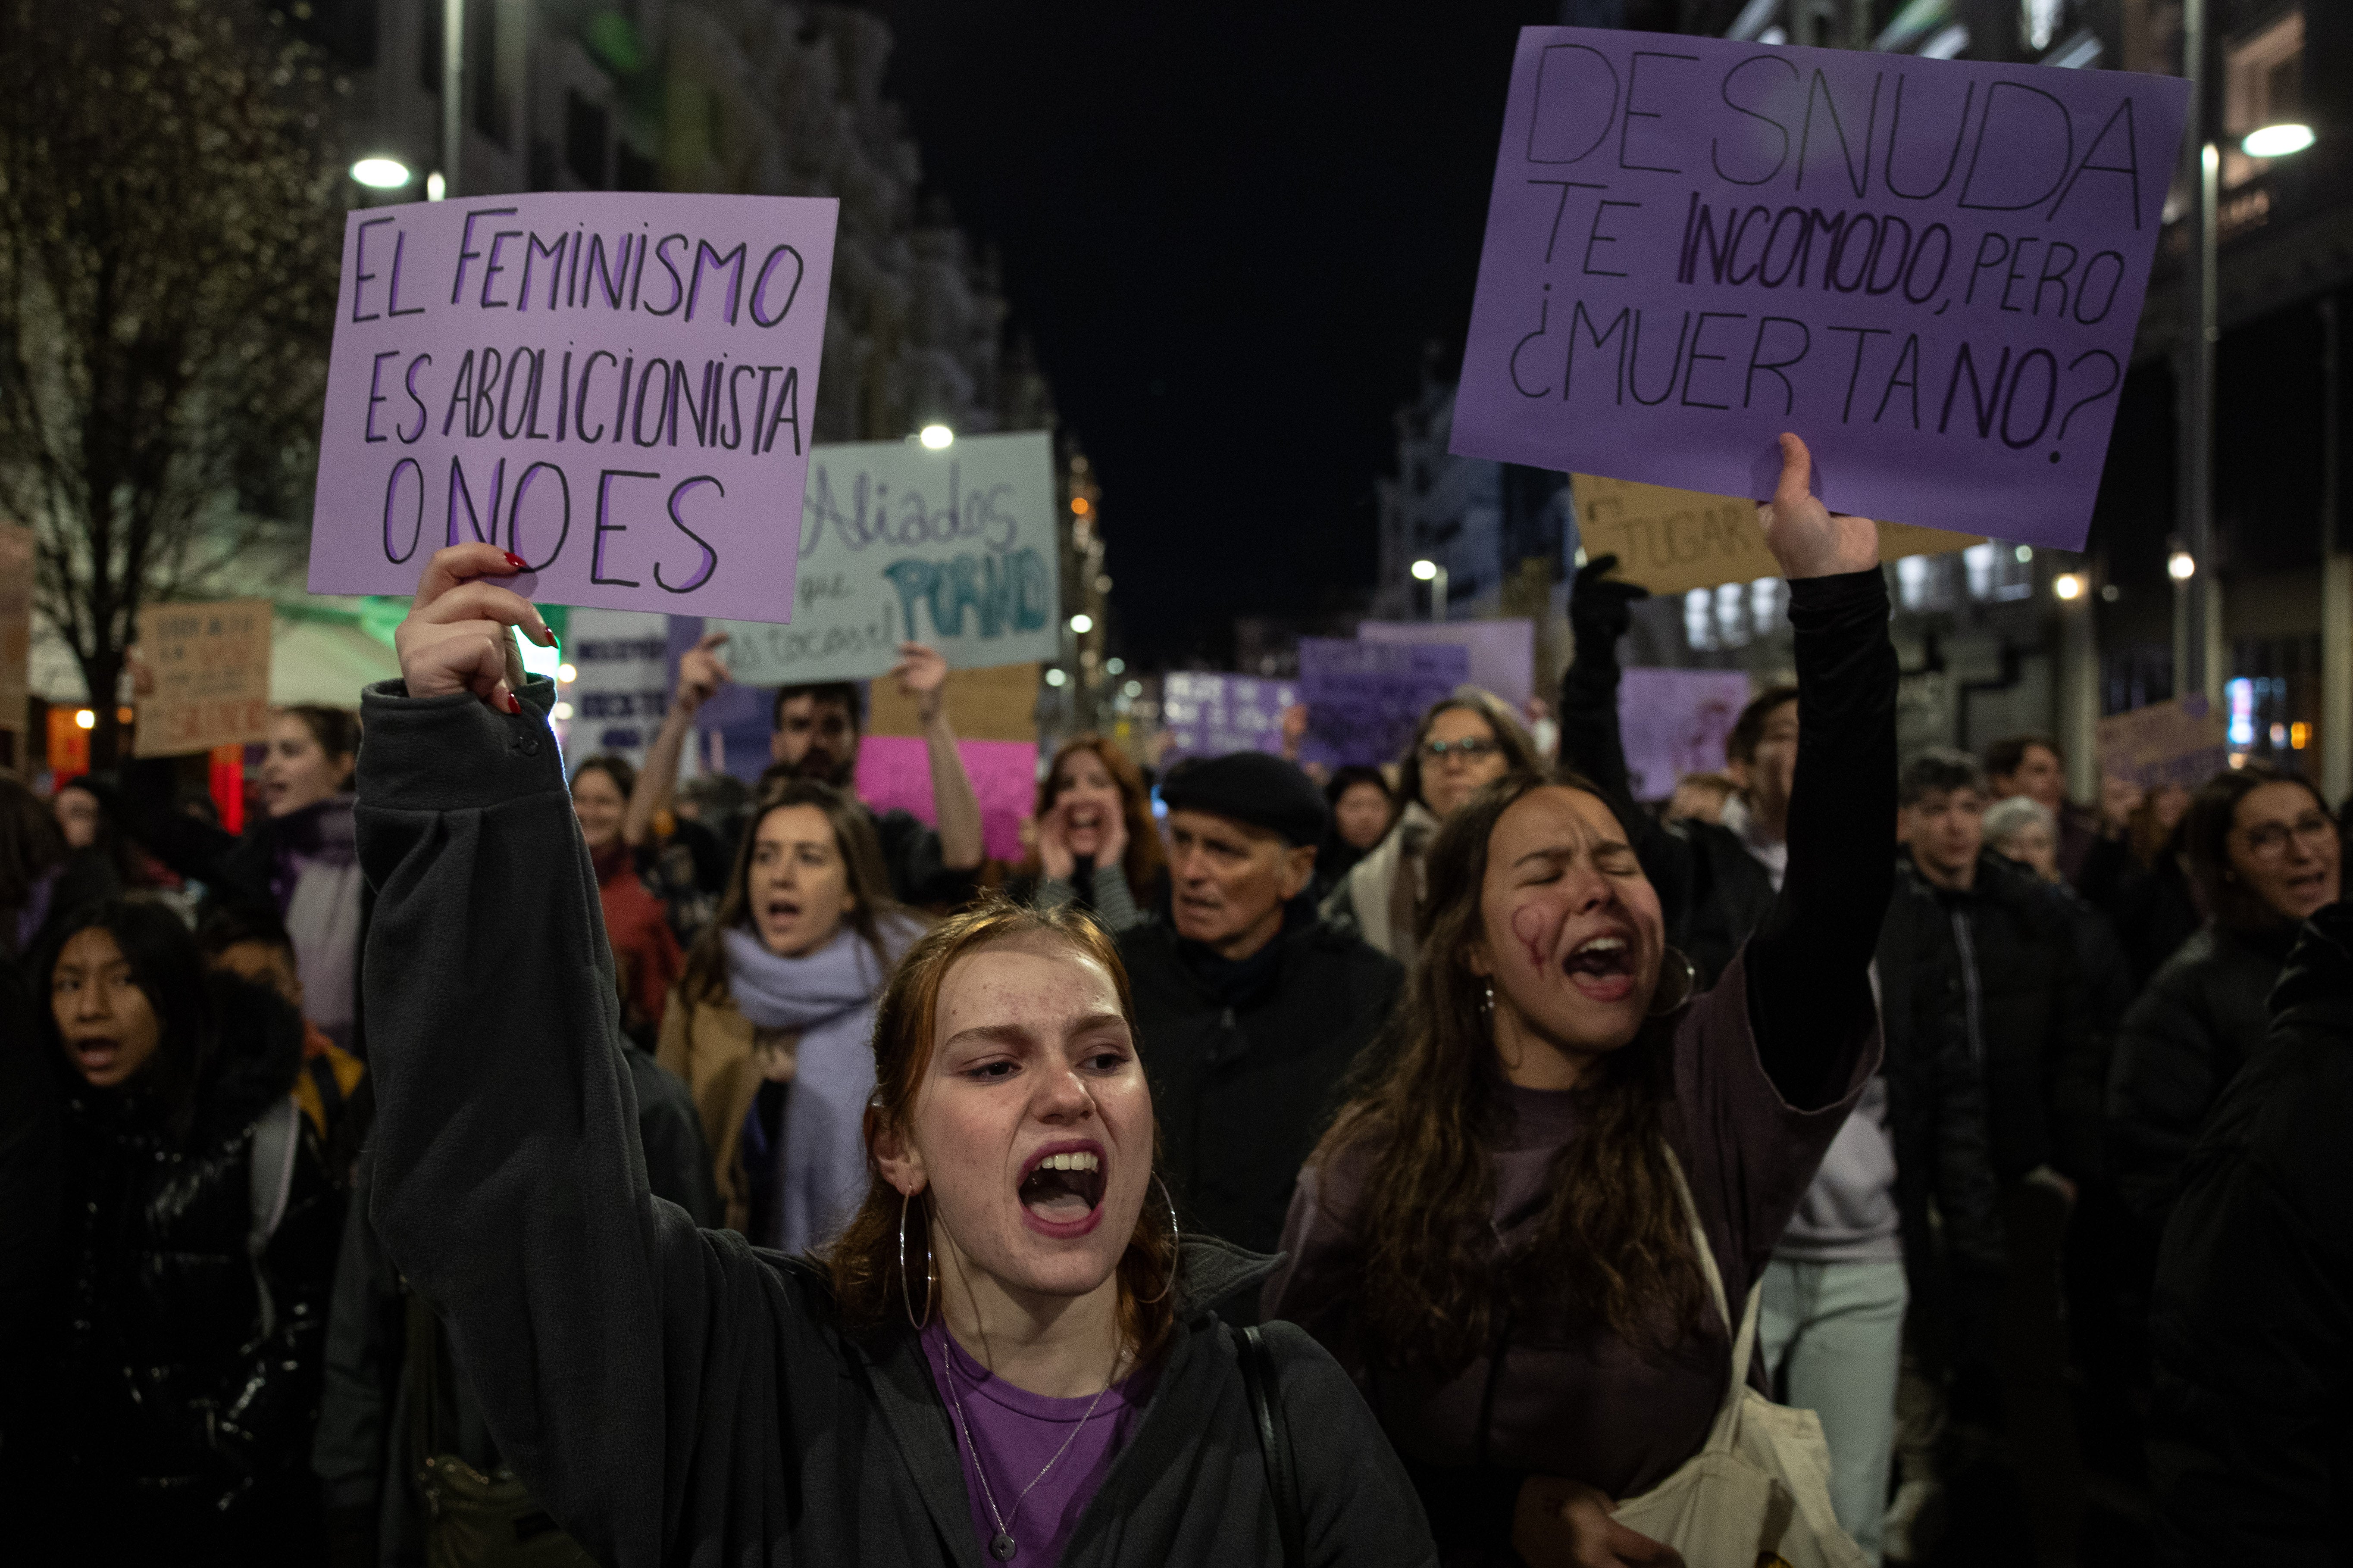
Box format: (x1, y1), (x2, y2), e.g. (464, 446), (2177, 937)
(354, 676), (1435, 1568)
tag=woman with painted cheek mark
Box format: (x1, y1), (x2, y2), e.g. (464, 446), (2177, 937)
(356, 543), (1436, 1568)
(1267, 434), (1900, 1568)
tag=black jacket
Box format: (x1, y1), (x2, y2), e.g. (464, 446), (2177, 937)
(354, 678), (1436, 1568)
(313, 1046), (716, 1567)
(0, 953), (61, 1518)
(1118, 909), (1404, 1261)
(2148, 903), (2353, 1567)
(53, 972), (342, 1534)
(2108, 920), (2294, 1236)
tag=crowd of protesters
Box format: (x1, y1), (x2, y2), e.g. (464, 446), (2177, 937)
(2, 440), (2347, 1568)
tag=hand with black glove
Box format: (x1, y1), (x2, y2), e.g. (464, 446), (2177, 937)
(1569, 553), (1649, 664)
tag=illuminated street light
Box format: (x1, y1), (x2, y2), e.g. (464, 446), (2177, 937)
(1410, 559), (1437, 580)
(2242, 122), (2315, 159)
(551, 702), (574, 721)
(557, 662), (578, 684)
(74, 709), (95, 730)
(2169, 551), (2197, 581)
(1105, 657), (1126, 675)
(352, 156), (413, 189)
(2054, 573), (2085, 601)
(1044, 668), (1068, 688)
(1069, 612), (1095, 635)
(919, 424), (954, 450)
(425, 171), (447, 202)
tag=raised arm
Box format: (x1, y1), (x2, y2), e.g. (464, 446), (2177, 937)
(891, 642), (984, 872)
(364, 545), (783, 1565)
(1742, 436), (1897, 1109)
(623, 632), (729, 848)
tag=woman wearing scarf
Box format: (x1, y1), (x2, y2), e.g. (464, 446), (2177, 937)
(997, 735), (1168, 932)
(659, 778), (926, 1246)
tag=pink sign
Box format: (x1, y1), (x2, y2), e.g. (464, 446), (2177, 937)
(854, 736), (1038, 863)
(1451, 28), (2187, 549)
(1617, 666), (1754, 800)
(309, 192), (839, 620)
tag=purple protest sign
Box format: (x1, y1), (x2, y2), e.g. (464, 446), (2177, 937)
(1295, 639), (1470, 769)
(1617, 666), (1754, 800)
(1159, 672), (1300, 761)
(1358, 619), (1537, 709)
(1452, 30), (2188, 550)
(309, 192), (838, 619)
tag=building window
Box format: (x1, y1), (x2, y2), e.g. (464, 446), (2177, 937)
(2223, 8), (2303, 188)
(566, 90), (608, 187)
(1684, 588), (1717, 653)
(1962, 541), (2035, 603)
(1748, 577), (1785, 631)
(1714, 583), (1751, 649)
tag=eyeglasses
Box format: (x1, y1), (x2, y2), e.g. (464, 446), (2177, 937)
(1421, 736), (1500, 761)
(2236, 811), (2338, 859)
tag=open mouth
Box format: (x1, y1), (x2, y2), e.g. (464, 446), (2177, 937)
(763, 897), (803, 925)
(1017, 1143), (1106, 1235)
(69, 1038), (120, 1074)
(1562, 931), (1636, 1003)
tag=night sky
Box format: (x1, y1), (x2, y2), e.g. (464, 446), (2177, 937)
(873, 1), (1560, 662)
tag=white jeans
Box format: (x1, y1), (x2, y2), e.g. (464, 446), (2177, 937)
(1758, 1256), (1909, 1566)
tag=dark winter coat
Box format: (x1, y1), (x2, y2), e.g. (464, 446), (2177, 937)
(2148, 903), (2353, 1567)
(54, 972), (342, 1534)
(2108, 920), (2294, 1236)
(1117, 909), (1404, 1262)
(353, 678), (1436, 1568)
(313, 1046), (717, 1568)
(0, 953), (62, 1518)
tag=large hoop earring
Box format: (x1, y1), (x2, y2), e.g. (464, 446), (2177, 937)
(1648, 946), (1698, 1018)
(898, 1188), (935, 1330)
(1137, 1175), (1182, 1305)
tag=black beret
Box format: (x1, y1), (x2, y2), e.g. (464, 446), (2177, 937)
(1159, 751), (1329, 849)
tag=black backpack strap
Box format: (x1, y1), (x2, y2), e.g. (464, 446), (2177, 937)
(1238, 1324), (1306, 1568)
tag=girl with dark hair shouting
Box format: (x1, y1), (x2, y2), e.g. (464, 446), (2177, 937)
(355, 543), (1435, 1568)
(1265, 436), (1897, 1568)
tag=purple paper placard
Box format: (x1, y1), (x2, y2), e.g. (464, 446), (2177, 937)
(1451, 29), (2188, 550)
(310, 192), (839, 619)
(1617, 666), (1754, 800)
(1295, 639), (1471, 769)
(1358, 619), (1536, 709)
(1159, 672), (1301, 761)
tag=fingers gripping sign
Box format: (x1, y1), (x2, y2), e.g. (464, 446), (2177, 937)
(1755, 434), (1879, 583)
(396, 545), (560, 714)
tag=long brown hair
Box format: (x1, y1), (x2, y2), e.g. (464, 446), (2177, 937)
(678, 779), (913, 1006)
(1395, 690), (1539, 815)
(826, 894), (1179, 1359)
(1312, 769), (1710, 1374)
(1023, 734), (1167, 895)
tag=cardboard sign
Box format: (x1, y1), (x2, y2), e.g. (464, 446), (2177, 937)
(853, 735), (1037, 862)
(2098, 694), (2228, 790)
(310, 192), (839, 619)
(1358, 618), (1537, 709)
(562, 608), (673, 765)
(1295, 639), (1471, 769)
(1452, 28), (2188, 550)
(0, 524), (29, 744)
(1572, 474), (1980, 594)
(867, 660), (1040, 741)
(715, 432), (1060, 684)
(1617, 666), (1754, 799)
(1160, 672), (1301, 762)
(134, 599), (275, 758)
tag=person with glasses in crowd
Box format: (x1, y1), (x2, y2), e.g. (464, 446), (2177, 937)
(1322, 690), (1539, 965)
(2109, 763), (2342, 1239)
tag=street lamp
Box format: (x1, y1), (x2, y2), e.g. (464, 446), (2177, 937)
(1411, 558), (1449, 623)
(919, 424), (954, 450)
(351, 156), (412, 189)
(2242, 122), (2316, 158)
(2169, 550), (2197, 581)
(2054, 573), (2085, 601)
(1069, 612), (1094, 635)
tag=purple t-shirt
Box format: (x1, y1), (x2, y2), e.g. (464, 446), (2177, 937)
(921, 1318), (1149, 1565)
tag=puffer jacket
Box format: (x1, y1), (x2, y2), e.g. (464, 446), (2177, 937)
(2108, 920), (2295, 1236)
(55, 971), (342, 1533)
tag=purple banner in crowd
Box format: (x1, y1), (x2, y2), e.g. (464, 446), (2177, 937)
(1295, 639), (1470, 769)
(1159, 672), (1301, 762)
(1359, 618), (1537, 709)
(1451, 28), (2188, 550)
(1617, 666), (1754, 800)
(310, 191), (839, 619)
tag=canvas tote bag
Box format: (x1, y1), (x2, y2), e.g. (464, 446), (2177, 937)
(1603, 1151), (1868, 1568)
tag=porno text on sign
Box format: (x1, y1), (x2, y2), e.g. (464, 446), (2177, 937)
(134, 598), (275, 759)
(1571, 473), (1981, 597)
(308, 191), (840, 623)
(1451, 28), (2190, 551)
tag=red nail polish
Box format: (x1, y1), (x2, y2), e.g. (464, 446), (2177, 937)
(504, 692), (523, 715)
(503, 552), (528, 572)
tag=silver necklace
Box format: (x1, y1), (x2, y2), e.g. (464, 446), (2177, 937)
(936, 1331), (1126, 1562)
